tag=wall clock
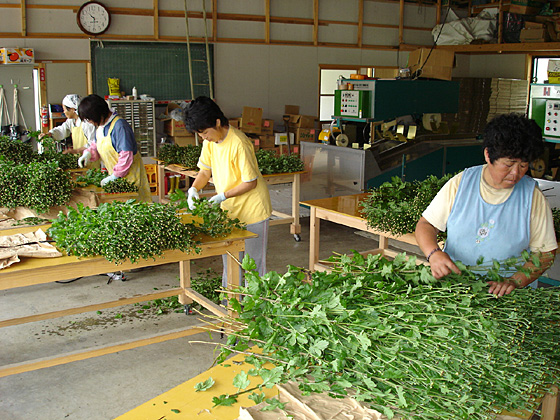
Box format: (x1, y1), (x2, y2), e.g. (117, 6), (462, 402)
(77, 1), (111, 36)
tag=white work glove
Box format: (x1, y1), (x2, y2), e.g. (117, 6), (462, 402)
(187, 186), (199, 210)
(100, 174), (119, 186)
(78, 150), (91, 168)
(209, 192), (227, 206)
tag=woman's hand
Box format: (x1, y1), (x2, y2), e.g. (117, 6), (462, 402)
(487, 280), (517, 297)
(428, 250), (461, 279)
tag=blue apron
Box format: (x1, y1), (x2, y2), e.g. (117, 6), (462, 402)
(444, 165), (535, 275)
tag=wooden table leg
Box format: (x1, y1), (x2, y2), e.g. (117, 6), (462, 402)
(309, 206), (320, 270)
(541, 385), (559, 420)
(290, 173), (301, 235)
(378, 234), (389, 256)
(178, 260), (192, 306)
(157, 163), (166, 202)
(226, 250), (242, 318)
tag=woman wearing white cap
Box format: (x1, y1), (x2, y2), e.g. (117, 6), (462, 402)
(39, 94), (99, 168)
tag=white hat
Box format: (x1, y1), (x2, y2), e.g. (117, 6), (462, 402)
(62, 94), (81, 110)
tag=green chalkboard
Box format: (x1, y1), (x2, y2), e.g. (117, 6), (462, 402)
(91, 41), (213, 101)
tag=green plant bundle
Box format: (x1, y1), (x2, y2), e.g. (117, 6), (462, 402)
(48, 198), (245, 264)
(48, 200), (200, 264)
(75, 168), (139, 193)
(0, 160), (73, 213)
(0, 134), (80, 170)
(0, 136), (35, 164)
(75, 168), (107, 187)
(169, 189), (245, 237)
(552, 207), (560, 238)
(255, 149), (304, 175)
(204, 252), (560, 419)
(361, 174), (453, 237)
(157, 144), (202, 170)
(102, 177), (139, 194)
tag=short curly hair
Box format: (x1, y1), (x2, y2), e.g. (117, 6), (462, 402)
(483, 113), (544, 163)
(182, 96), (228, 133)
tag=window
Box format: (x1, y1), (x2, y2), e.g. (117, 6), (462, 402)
(532, 56), (560, 83)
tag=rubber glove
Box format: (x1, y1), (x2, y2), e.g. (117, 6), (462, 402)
(100, 174), (119, 186)
(187, 186), (199, 210)
(209, 192), (227, 206)
(78, 150), (91, 168)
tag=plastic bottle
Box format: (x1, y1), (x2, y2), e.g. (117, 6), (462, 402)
(132, 87), (138, 100)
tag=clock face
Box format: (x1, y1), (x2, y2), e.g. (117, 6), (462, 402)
(77, 1), (110, 36)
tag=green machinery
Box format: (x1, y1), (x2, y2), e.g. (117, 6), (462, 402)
(334, 79), (460, 120)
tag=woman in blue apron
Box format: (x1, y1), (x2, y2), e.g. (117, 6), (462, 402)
(415, 114), (557, 297)
(76, 94), (151, 202)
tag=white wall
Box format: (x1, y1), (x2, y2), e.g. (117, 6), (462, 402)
(0, 0), (530, 128)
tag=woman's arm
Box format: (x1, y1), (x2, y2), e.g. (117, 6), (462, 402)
(488, 250), (557, 297)
(223, 179), (257, 199)
(415, 216), (461, 279)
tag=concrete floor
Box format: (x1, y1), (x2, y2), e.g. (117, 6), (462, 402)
(0, 205), (402, 420)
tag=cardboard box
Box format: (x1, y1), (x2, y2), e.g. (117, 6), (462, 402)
(241, 106), (263, 134)
(256, 135), (276, 149)
(0, 48), (34, 64)
(285, 105), (300, 115)
(408, 48), (455, 81)
(295, 128), (317, 144)
(374, 68), (399, 79)
(229, 118), (240, 128)
(274, 132), (295, 145)
(520, 27), (547, 42)
(288, 115), (317, 129)
(509, 0), (546, 15)
(261, 119), (274, 135)
(170, 135), (196, 147)
(164, 103), (190, 136)
(548, 60), (560, 83)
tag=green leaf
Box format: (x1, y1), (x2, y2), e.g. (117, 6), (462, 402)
(233, 371), (251, 390)
(261, 397), (286, 411)
(248, 392), (266, 404)
(194, 377), (215, 392)
(212, 394), (237, 407)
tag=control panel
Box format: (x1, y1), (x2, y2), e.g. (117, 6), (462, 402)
(334, 90), (371, 118)
(340, 91), (361, 117)
(544, 100), (560, 139)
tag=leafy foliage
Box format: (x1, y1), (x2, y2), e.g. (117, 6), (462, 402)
(255, 149), (304, 174)
(169, 189), (245, 237)
(0, 160), (73, 213)
(552, 207), (560, 238)
(47, 197), (245, 264)
(75, 168), (139, 193)
(361, 174), (453, 236)
(157, 144), (202, 170)
(209, 252), (560, 419)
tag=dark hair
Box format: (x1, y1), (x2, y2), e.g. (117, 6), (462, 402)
(183, 96), (228, 133)
(78, 94), (111, 125)
(483, 113), (544, 163)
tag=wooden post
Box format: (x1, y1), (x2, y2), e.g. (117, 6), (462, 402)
(21, 0), (26, 37)
(178, 260), (192, 305)
(398, 0), (404, 46)
(265, 0), (270, 44)
(357, 0), (364, 48)
(309, 206), (320, 270)
(153, 0), (159, 40)
(313, 0), (319, 46)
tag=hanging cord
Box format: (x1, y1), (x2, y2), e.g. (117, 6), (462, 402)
(0, 86), (12, 127)
(183, 0), (196, 100)
(413, 6), (452, 80)
(201, 0), (214, 100)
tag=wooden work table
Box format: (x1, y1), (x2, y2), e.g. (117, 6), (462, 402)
(156, 160), (303, 240)
(301, 193), (419, 271)
(0, 223), (256, 378)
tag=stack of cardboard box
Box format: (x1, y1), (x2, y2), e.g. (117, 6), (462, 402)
(163, 103), (196, 146)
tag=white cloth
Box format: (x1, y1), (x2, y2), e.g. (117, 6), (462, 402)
(62, 94), (81, 111)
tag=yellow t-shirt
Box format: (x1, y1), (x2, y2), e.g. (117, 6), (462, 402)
(422, 165), (558, 253)
(198, 126), (272, 225)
